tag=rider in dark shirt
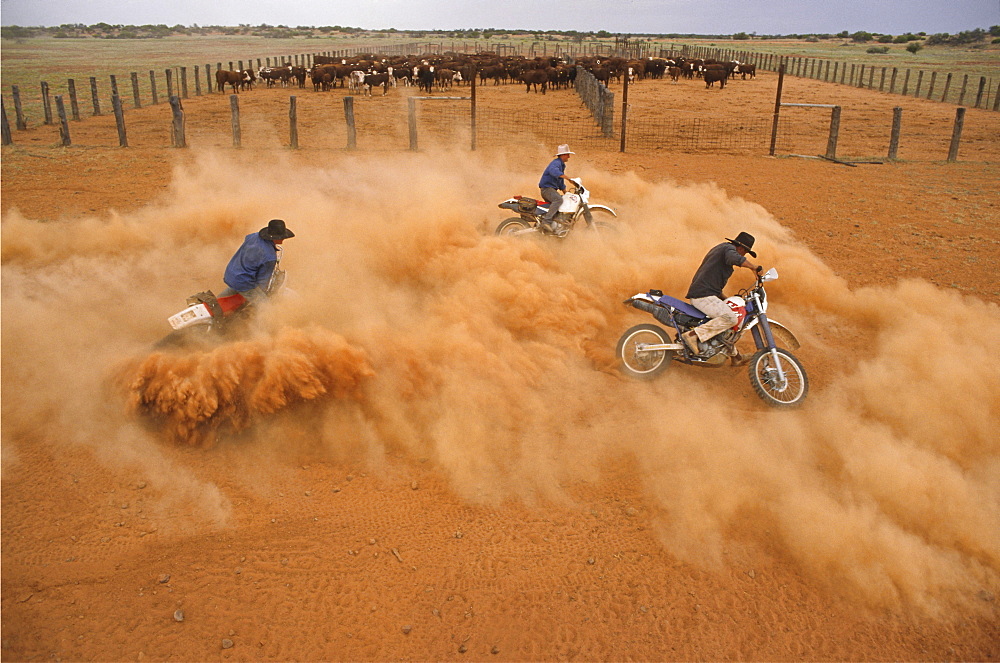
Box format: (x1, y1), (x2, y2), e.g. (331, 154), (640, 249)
(683, 232), (762, 361)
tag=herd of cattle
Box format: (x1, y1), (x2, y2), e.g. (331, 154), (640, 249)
(213, 52), (757, 96)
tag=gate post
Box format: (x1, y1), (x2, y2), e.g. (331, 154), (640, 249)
(408, 97), (418, 151)
(824, 106), (841, 159)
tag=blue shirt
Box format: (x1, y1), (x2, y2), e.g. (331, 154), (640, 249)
(223, 232), (278, 293)
(538, 157), (565, 190)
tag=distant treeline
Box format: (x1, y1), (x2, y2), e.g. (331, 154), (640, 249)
(2, 23), (999, 44)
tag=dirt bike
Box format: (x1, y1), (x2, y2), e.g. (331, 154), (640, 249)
(616, 267), (809, 407)
(495, 178), (617, 238)
(156, 248), (287, 349)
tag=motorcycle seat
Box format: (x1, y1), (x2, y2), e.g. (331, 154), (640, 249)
(657, 295), (707, 319)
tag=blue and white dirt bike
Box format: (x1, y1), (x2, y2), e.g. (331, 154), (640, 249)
(616, 268), (809, 407)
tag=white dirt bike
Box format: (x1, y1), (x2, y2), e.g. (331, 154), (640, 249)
(495, 178), (617, 238)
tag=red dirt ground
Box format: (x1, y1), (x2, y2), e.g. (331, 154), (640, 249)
(2, 71), (999, 661)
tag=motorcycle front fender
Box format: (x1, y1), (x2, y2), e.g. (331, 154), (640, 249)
(767, 319), (801, 350)
(748, 317), (800, 350)
(587, 204), (616, 217)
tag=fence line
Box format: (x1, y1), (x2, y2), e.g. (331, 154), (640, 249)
(671, 44), (997, 111)
(574, 67), (615, 137)
(5, 41), (995, 133)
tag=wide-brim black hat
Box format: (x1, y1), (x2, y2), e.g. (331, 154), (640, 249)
(726, 231), (757, 258)
(259, 218), (295, 241)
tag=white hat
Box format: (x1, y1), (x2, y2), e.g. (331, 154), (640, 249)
(555, 144), (575, 156)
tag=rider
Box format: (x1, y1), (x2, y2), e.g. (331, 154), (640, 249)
(682, 232), (762, 362)
(537, 144), (575, 233)
(219, 219), (295, 305)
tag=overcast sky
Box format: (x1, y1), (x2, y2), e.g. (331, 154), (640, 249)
(1, 0), (997, 35)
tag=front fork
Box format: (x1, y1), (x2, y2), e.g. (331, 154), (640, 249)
(750, 313), (788, 388)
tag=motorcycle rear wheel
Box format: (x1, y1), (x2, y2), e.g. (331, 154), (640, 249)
(616, 324), (673, 380)
(748, 348), (808, 407)
(495, 217), (532, 236)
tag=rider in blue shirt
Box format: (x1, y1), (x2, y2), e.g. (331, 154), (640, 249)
(537, 144), (574, 231)
(221, 219), (295, 304)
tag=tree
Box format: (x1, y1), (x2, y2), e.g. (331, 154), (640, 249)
(851, 31), (872, 42)
(733, 31), (750, 40)
(906, 41), (923, 53)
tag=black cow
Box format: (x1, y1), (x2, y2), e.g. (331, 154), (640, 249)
(416, 66), (435, 93)
(363, 72), (390, 96)
(703, 66), (727, 88)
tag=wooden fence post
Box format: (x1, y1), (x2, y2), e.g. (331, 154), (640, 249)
(769, 64), (785, 157)
(620, 66), (629, 152)
(470, 66), (477, 151)
(41, 81), (53, 124)
(2, 98), (13, 145)
(68, 79), (80, 120)
(181, 67), (189, 99)
(868, 66), (875, 89)
(408, 96), (418, 150)
(89, 77), (101, 115)
(165, 69), (174, 98)
(130, 72), (141, 108)
(343, 96), (356, 149)
(169, 95), (185, 148)
(915, 71), (924, 97)
(889, 68), (897, 94)
(901, 69), (910, 96)
(888, 107), (902, 160)
(110, 74), (119, 100)
(206, 64), (213, 93)
(149, 71), (158, 105)
(112, 94), (128, 147)
(974, 76), (986, 108)
(958, 74), (968, 105)
(857, 64), (865, 88)
(994, 80), (1000, 112)
(55, 95), (70, 146)
(12, 86), (27, 129)
(825, 105), (841, 159)
(230, 94), (241, 147)
(947, 107), (965, 162)
(942, 73), (953, 103)
(194, 66), (201, 96)
(879, 67), (886, 92)
(927, 72), (937, 100)
(288, 96), (298, 149)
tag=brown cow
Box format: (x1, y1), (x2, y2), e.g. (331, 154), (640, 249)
(520, 69), (548, 94)
(215, 69), (245, 93)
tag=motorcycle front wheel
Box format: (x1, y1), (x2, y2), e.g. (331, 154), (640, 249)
(495, 217), (532, 236)
(153, 324), (216, 351)
(748, 348), (809, 407)
(616, 324), (673, 380)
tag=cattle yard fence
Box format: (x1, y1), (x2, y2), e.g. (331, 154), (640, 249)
(2, 48), (996, 161)
(669, 45), (999, 112)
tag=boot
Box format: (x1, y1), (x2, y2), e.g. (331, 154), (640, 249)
(730, 351), (748, 367)
(682, 330), (701, 354)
